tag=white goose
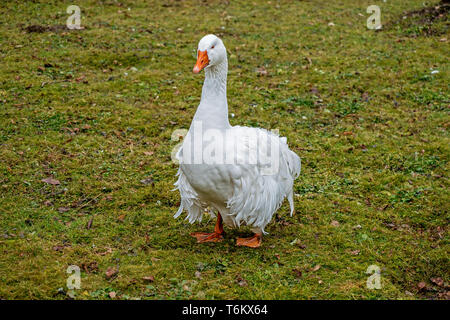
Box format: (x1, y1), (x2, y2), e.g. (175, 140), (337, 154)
(174, 34), (301, 248)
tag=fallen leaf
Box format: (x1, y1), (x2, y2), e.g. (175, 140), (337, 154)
(238, 279), (247, 287)
(195, 271), (202, 279)
(75, 75), (86, 82)
(343, 131), (353, 136)
(86, 217), (94, 230)
(255, 66), (267, 76)
(350, 250), (360, 255)
(140, 178), (154, 185)
(81, 261), (98, 273)
(311, 265), (321, 272)
(142, 276), (155, 282)
(236, 276), (248, 287)
(105, 267), (118, 279)
(293, 268), (302, 278)
(109, 291), (116, 299)
(417, 281), (426, 290)
(42, 177), (60, 185)
(117, 214), (126, 222)
(430, 277), (444, 287)
(361, 92), (369, 102)
(97, 248), (112, 256)
(290, 238), (307, 249)
(143, 151), (154, 156)
(331, 220), (340, 227)
(58, 207), (69, 213)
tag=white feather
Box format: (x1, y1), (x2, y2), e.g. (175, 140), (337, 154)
(173, 35), (301, 234)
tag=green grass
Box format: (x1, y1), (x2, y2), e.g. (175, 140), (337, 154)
(0, 0), (448, 300)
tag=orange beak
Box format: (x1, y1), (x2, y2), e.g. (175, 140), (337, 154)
(193, 50), (209, 73)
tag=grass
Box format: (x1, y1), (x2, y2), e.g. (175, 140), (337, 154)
(0, 0), (448, 300)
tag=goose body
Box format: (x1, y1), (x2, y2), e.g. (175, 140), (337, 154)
(174, 35), (301, 247)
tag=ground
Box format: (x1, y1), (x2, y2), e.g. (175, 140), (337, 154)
(0, 0), (448, 300)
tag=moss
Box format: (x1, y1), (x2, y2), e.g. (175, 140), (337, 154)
(0, 0), (448, 300)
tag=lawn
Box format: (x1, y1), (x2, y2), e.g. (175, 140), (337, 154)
(0, 0), (448, 300)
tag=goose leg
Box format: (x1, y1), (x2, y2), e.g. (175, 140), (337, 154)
(190, 213), (224, 243)
(236, 233), (262, 248)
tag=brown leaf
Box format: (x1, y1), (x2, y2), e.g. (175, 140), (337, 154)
(238, 279), (248, 287)
(292, 240), (307, 249)
(430, 277), (444, 287)
(255, 66), (268, 76)
(75, 75), (86, 82)
(97, 247), (112, 256)
(140, 178), (154, 185)
(142, 276), (155, 282)
(293, 268), (303, 278)
(58, 207), (69, 213)
(311, 265), (321, 272)
(417, 281), (427, 290)
(331, 220), (340, 227)
(108, 291), (116, 299)
(310, 86), (319, 95)
(105, 267), (118, 279)
(361, 92), (369, 102)
(236, 276), (248, 287)
(143, 151), (154, 156)
(117, 214), (126, 222)
(81, 261), (98, 273)
(42, 177), (60, 185)
(195, 271), (202, 279)
(343, 131), (353, 136)
(86, 217), (94, 230)
(350, 250), (360, 255)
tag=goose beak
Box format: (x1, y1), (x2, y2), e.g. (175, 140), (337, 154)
(193, 50), (209, 74)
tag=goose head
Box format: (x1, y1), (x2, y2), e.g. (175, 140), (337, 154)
(193, 34), (227, 74)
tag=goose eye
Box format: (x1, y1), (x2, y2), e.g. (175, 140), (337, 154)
(211, 45), (215, 49)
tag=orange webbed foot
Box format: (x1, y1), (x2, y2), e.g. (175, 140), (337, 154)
(190, 232), (224, 243)
(236, 234), (262, 248)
